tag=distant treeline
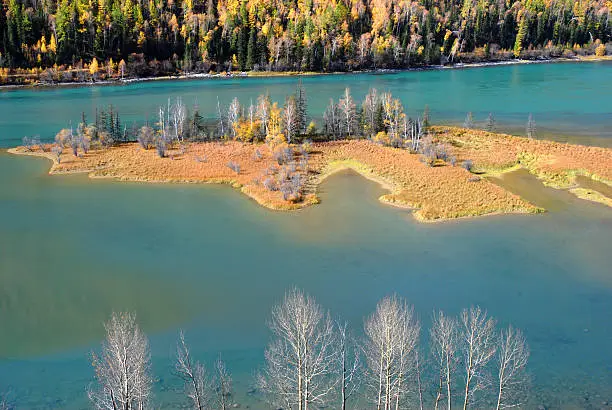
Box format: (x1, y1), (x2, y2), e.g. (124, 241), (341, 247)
(83, 289), (530, 410)
(1, 0), (611, 84)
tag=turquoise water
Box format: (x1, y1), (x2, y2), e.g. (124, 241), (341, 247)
(0, 150), (611, 408)
(1, 61), (612, 148)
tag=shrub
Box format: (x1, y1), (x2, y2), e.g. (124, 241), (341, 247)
(227, 161), (241, 174)
(51, 144), (63, 163)
(155, 136), (167, 158)
(137, 126), (155, 149)
(462, 159), (474, 171)
(253, 149), (263, 161)
(595, 43), (606, 57)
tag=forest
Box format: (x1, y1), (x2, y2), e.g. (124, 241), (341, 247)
(82, 289), (530, 409)
(1, 0), (611, 83)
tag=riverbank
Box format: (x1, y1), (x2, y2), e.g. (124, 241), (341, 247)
(10, 128), (611, 221)
(2, 56), (610, 91)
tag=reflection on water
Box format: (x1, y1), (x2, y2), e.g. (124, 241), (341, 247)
(0, 155), (611, 408)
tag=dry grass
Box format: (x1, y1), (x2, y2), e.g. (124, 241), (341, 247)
(9, 128), (611, 221)
(432, 126), (612, 188)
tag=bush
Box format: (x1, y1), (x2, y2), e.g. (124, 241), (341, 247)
(227, 161), (241, 174)
(137, 126), (155, 150)
(462, 159), (474, 171)
(595, 43), (606, 57)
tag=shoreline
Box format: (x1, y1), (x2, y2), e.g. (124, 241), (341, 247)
(7, 128), (611, 221)
(2, 56), (611, 91)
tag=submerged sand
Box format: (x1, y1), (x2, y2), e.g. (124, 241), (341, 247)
(8, 128), (612, 222)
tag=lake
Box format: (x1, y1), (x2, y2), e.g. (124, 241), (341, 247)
(1, 61), (612, 148)
(0, 62), (611, 409)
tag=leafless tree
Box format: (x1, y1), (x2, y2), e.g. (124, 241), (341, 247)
(228, 97), (241, 139)
(88, 312), (152, 410)
(362, 88), (379, 136)
(323, 98), (340, 139)
(258, 288), (338, 410)
(526, 114), (536, 139)
(459, 307), (497, 410)
(283, 95), (298, 143)
(256, 93), (271, 136)
(363, 295), (420, 410)
(338, 88), (357, 137)
(463, 112), (474, 129)
(137, 126), (155, 150)
(215, 355), (233, 410)
(431, 310), (459, 410)
(176, 330), (211, 410)
(216, 97), (226, 137)
(495, 327), (529, 410)
(171, 97), (187, 143)
(336, 321), (361, 410)
(52, 144), (63, 163)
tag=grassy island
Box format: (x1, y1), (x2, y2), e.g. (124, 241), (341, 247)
(10, 127), (612, 222)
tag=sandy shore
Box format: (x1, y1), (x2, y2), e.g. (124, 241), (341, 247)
(8, 129), (612, 221)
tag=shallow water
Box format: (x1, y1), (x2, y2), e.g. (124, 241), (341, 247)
(0, 152), (611, 408)
(1, 61), (612, 148)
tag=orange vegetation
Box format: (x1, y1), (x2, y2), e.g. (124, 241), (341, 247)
(9, 129), (612, 221)
(432, 126), (612, 188)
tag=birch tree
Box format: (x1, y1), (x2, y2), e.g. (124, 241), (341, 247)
(283, 95), (298, 143)
(362, 88), (379, 136)
(496, 327), (529, 410)
(88, 312), (152, 410)
(228, 97), (241, 139)
(258, 288), (338, 410)
(431, 311), (459, 410)
(175, 330), (211, 410)
(323, 98), (340, 139)
(526, 114), (536, 138)
(459, 307), (497, 410)
(336, 321), (361, 410)
(215, 356), (233, 410)
(170, 97), (187, 143)
(256, 93), (272, 137)
(363, 295), (420, 410)
(338, 88), (357, 137)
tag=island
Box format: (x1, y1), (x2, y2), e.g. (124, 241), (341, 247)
(9, 125), (612, 222)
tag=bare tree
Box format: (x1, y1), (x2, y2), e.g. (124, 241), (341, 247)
(363, 295), (420, 410)
(215, 355), (233, 410)
(258, 288), (338, 410)
(88, 312), (152, 410)
(283, 95), (298, 143)
(496, 327), (529, 410)
(256, 93), (272, 137)
(338, 88), (357, 137)
(216, 97), (226, 137)
(526, 114), (536, 139)
(460, 307), (497, 410)
(228, 97), (241, 139)
(323, 98), (340, 140)
(463, 112), (474, 129)
(485, 113), (496, 132)
(171, 97), (187, 143)
(362, 88), (379, 137)
(431, 311), (459, 410)
(176, 330), (211, 410)
(336, 321), (361, 410)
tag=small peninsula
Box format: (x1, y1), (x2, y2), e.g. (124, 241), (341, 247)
(10, 127), (612, 222)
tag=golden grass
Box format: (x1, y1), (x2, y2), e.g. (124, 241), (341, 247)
(432, 126), (612, 189)
(569, 188), (612, 207)
(9, 127), (612, 221)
